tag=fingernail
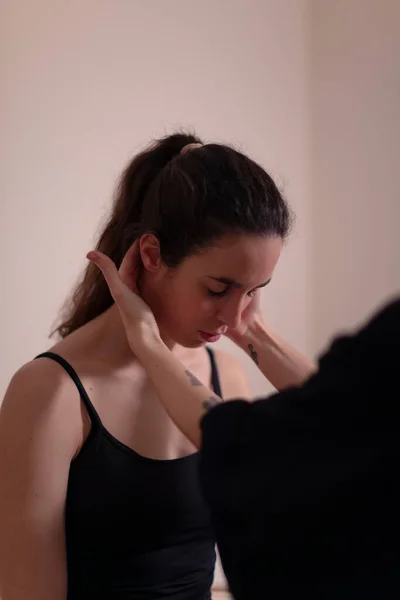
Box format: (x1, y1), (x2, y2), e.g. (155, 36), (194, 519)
(87, 251), (99, 260)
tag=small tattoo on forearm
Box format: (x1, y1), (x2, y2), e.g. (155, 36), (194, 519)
(185, 370), (203, 386)
(185, 371), (221, 411)
(203, 396), (221, 412)
(248, 344), (259, 365)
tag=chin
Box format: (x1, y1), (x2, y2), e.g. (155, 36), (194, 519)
(183, 338), (207, 349)
(174, 334), (206, 349)
(163, 327), (205, 349)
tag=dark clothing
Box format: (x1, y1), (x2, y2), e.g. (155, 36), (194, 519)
(200, 299), (400, 599)
(35, 347), (221, 600)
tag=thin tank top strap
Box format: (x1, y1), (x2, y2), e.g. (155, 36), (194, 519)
(35, 351), (102, 429)
(205, 347), (223, 398)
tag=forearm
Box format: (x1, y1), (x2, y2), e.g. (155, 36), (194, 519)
(136, 340), (224, 448)
(239, 317), (317, 390)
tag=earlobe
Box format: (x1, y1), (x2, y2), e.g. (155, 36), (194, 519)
(139, 233), (162, 272)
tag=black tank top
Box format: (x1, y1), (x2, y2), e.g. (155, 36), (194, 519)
(35, 347), (222, 600)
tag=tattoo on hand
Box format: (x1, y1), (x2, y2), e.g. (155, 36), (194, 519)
(203, 396), (221, 412)
(185, 370), (203, 386)
(248, 344), (259, 365)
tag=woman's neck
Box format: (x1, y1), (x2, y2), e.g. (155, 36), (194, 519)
(90, 305), (193, 367)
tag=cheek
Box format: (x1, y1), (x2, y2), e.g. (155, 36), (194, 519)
(166, 289), (215, 325)
(183, 292), (215, 317)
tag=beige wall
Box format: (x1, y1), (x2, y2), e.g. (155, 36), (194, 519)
(1, 0), (399, 590)
(3, 0), (399, 415)
(309, 0), (400, 355)
(1, 0), (310, 589)
(1, 0), (310, 398)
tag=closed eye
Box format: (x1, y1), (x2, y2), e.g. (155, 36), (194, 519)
(207, 288), (229, 298)
(207, 287), (257, 298)
(206, 276), (271, 298)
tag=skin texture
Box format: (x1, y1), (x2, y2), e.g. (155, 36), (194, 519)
(0, 233), (281, 600)
(137, 233), (282, 349)
(78, 235), (315, 451)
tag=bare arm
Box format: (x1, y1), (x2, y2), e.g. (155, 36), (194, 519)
(84, 247), (312, 450)
(0, 361), (79, 600)
(134, 337), (311, 449)
(236, 316), (317, 390)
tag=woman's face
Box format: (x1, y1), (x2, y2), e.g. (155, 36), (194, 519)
(141, 233), (282, 348)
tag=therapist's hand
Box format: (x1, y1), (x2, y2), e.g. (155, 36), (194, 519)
(87, 241), (161, 351)
(225, 291), (267, 349)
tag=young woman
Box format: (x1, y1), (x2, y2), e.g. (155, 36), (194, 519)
(0, 133), (313, 600)
(85, 238), (400, 600)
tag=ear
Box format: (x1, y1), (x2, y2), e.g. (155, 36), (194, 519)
(139, 233), (163, 273)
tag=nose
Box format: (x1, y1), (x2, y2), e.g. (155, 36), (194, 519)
(217, 298), (245, 329)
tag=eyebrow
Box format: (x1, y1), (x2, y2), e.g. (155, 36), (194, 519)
(208, 276), (271, 289)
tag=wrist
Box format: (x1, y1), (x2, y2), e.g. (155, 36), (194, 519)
(133, 330), (166, 363)
(240, 316), (273, 349)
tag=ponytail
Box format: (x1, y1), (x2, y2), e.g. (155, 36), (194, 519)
(52, 133), (202, 338)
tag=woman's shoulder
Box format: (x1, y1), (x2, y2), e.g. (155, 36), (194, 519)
(7, 355), (71, 397)
(1, 357), (83, 461)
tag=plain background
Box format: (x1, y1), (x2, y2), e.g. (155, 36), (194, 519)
(1, 0), (400, 592)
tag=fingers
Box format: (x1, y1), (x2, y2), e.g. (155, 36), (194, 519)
(119, 240), (141, 293)
(87, 250), (126, 301)
(252, 290), (262, 312)
(87, 248), (159, 345)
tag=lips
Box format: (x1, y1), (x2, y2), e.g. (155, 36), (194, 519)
(199, 330), (225, 343)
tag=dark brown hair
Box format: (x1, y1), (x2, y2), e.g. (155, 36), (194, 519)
(53, 132), (293, 338)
